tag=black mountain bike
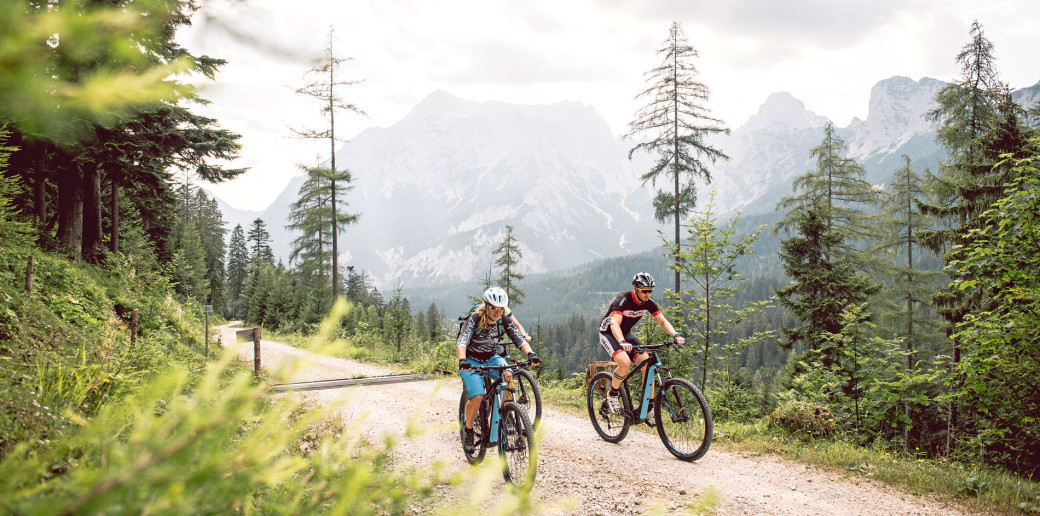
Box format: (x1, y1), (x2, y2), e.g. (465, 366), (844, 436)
(458, 362), (536, 486)
(586, 342), (713, 461)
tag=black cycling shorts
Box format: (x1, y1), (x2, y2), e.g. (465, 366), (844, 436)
(598, 332), (644, 361)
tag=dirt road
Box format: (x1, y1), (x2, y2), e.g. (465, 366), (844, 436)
(222, 324), (981, 515)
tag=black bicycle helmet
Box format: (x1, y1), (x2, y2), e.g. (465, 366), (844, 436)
(632, 272), (655, 289)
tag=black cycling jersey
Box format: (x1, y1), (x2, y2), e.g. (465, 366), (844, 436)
(457, 311), (526, 362)
(598, 290), (661, 336)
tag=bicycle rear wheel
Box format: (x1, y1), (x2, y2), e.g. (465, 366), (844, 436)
(655, 378), (712, 461)
(498, 402), (535, 487)
(586, 371), (630, 443)
(512, 369), (542, 427)
(458, 390), (488, 464)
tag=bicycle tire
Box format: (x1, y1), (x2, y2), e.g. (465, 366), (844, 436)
(458, 390), (488, 464)
(512, 369), (542, 427)
(655, 377), (712, 461)
(586, 371), (630, 443)
(498, 401), (535, 487)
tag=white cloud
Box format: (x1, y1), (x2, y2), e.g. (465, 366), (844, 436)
(178, 0), (1040, 211)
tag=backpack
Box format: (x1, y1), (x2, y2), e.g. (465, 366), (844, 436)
(455, 304), (509, 357)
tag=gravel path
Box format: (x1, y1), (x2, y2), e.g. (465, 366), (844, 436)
(221, 323), (985, 515)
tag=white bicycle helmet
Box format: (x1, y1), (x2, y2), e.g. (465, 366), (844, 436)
(632, 272), (656, 289)
(483, 286), (509, 308)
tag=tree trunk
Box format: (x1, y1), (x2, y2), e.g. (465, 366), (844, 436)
(32, 145), (47, 225)
(82, 163), (104, 264)
(57, 162), (84, 260)
(109, 177), (119, 255)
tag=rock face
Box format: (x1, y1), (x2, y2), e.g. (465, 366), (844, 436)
(216, 76), (1040, 288)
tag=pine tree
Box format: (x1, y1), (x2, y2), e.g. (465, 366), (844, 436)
(247, 218), (274, 266)
(627, 21), (730, 293)
(289, 28), (365, 299)
(872, 156), (947, 453)
(493, 225), (525, 307)
(919, 20), (1032, 455)
(775, 207), (879, 366)
(287, 164), (358, 299)
(425, 303), (443, 342)
(170, 221), (210, 302)
(226, 224), (249, 318)
(776, 123), (880, 268)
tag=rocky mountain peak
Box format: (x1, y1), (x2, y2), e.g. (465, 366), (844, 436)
(741, 92), (829, 133)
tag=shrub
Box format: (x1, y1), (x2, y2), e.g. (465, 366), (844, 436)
(769, 400), (836, 438)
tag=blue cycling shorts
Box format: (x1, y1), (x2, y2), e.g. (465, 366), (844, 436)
(460, 355), (508, 400)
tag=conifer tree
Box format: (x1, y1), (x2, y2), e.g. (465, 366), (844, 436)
(289, 28), (366, 299)
(776, 123), (880, 268)
(493, 225), (525, 307)
(226, 224), (249, 318)
(170, 221), (210, 302)
(287, 164), (358, 299)
(919, 20), (1032, 454)
(627, 21), (729, 293)
(247, 218), (274, 266)
(775, 207), (879, 366)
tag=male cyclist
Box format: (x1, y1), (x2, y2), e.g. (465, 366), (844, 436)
(597, 272), (684, 421)
(457, 287), (540, 453)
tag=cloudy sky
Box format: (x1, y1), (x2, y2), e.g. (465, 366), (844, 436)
(176, 0), (1039, 212)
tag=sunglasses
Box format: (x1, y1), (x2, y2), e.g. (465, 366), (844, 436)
(638, 289), (653, 294)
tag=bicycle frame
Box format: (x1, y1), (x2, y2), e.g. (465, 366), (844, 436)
(469, 363), (525, 444)
(617, 345), (673, 422)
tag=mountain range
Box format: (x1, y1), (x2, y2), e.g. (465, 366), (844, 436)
(214, 76), (1040, 292)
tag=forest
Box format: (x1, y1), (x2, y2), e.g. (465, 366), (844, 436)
(1, 2), (1038, 509)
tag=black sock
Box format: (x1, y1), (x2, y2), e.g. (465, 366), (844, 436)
(608, 388), (619, 396)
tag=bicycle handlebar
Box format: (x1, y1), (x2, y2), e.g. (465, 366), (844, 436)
(463, 361), (535, 375)
(632, 341), (682, 353)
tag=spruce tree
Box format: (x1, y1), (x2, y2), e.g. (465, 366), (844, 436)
(226, 224), (249, 318)
(775, 206), (879, 366)
(493, 225), (525, 307)
(776, 122), (880, 268)
(247, 218), (274, 267)
(627, 21), (730, 293)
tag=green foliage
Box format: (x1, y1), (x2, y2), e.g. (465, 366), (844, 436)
(0, 0), (194, 141)
(0, 126), (33, 249)
(627, 21), (729, 292)
(768, 400), (836, 438)
(706, 371), (760, 424)
(949, 142), (1040, 477)
(494, 225), (526, 307)
(662, 191), (776, 390)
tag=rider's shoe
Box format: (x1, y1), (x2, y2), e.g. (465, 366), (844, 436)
(606, 392), (621, 414)
(463, 427), (476, 454)
(645, 404), (656, 427)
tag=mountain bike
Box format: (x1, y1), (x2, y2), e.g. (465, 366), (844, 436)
(457, 361), (536, 486)
(497, 347), (542, 427)
(586, 342), (713, 461)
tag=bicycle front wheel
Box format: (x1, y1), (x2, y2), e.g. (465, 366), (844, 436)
(498, 402), (535, 487)
(458, 390), (488, 464)
(655, 378), (712, 461)
(586, 371), (630, 443)
(513, 369), (542, 427)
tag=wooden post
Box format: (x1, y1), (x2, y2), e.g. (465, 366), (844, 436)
(253, 327), (261, 377)
(585, 361), (616, 394)
(25, 255), (34, 293)
(131, 309), (138, 346)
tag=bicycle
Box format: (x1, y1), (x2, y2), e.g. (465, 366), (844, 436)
(496, 347), (542, 427)
(457, 361), (537, 486)
(586, 341), (713, 461)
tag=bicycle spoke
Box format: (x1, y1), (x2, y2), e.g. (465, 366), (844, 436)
(656, 378), (712, 461)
